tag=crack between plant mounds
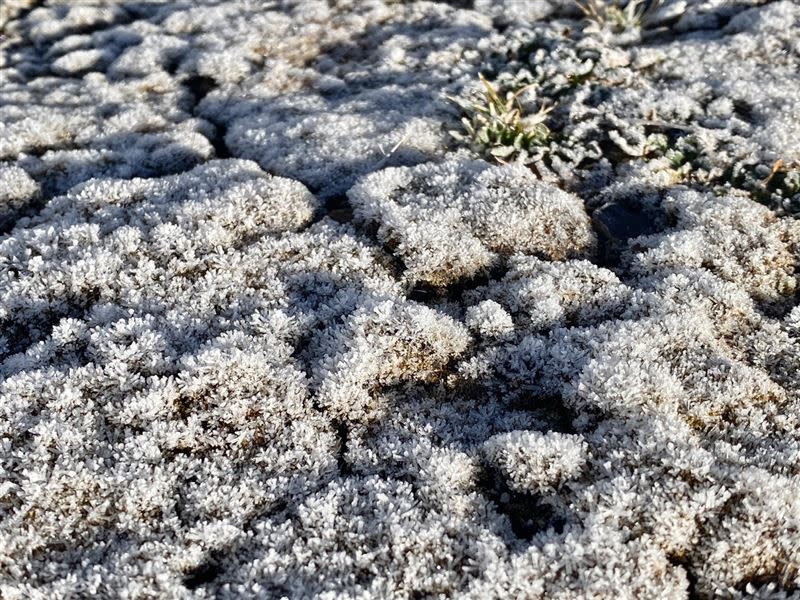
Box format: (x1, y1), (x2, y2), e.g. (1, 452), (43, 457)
(475, 462), (568, 544)
(0, 0), (44, 36)
(334, 420), (353, 477)
(406, 261), (511, 306)
(178, 468), (338, 592)
(436, 0), (475, 8)
(183, 75), (232, 161)
(666, 554), (701, 600)
(2, 3), (138, 70)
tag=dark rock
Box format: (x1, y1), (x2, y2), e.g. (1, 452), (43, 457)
(592, 201), (659, 244)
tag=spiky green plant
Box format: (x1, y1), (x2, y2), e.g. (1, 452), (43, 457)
(576, 0), (663, 33)
(448, 74), (552, 161)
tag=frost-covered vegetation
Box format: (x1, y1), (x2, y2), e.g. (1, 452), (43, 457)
(1, 0), (799, 598)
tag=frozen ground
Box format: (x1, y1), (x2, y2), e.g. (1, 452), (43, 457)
(1, 1), (799, 598)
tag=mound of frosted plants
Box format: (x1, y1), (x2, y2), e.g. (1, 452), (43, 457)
(1, 0), (799, 598)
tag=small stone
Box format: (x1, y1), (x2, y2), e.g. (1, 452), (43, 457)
(592, 201), (659, 244)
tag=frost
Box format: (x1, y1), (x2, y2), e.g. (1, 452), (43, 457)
(0, 164), (38, 225)
(465, 300), (515, 340)
(0, 74), (214, 195)
(51, 48), (109, 75)
(199, 2), (493, 198)
(2, 0), (800, 597)
(466, 256), (631, 331)
(25, 5), (129, 45)
(627, 189), (800, 306)
(349, 159), (595, 286)
(313, 297), (472, 422)
(483, 430), (588, 494)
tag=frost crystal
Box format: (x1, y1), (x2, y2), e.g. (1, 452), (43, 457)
(2, 0), (800, 598)
(0, 164), (38, 228)
(465, 300), (515, 340)
(484, 430), (588, 494)
(349, 159), (595, 285)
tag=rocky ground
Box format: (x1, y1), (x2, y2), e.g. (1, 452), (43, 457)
(1, 1), (799, 598)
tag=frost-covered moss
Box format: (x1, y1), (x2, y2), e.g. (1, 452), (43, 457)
(2, 0), (800, 598)
(349, 159), (595, 286)
(483, 430), (588, 494)
(0, 164), (38, 228)
(626, 189), (800, 307)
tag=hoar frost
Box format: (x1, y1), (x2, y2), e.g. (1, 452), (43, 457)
(2, 0), (800, 598)
(348, 159), (595, 286)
